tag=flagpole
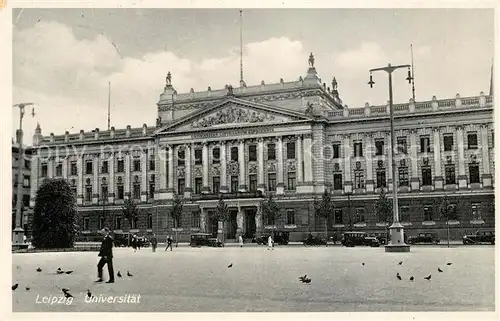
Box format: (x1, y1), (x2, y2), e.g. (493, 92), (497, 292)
(107, 81), (111, 130)
(239, 9), (245, 87)
(410, 44), (416, 101)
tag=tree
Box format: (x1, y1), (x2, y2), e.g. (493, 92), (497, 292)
(169, 192), (184, 247)
(122, 198), (140, 246)
(210, 195), (230, 244)
(375, 188), (393, 240)
(314, 189), (334, 245)
(260, 194), (282, 235)
(438, 195), (458, 248)
(32, 178), (78, 249)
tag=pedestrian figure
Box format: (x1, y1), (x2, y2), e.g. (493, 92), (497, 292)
(151, 234), (157, 252)
(96, 227), (115, 283)
(238, 235), (244, 248)
(267, 235), (274, 250)
(332, 233), (338, 245)
(137, 236), (141, 250)
(165, 235), (173, 251)
(131, 235), (137, 252)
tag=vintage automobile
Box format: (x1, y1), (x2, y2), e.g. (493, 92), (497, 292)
(341, 232), (381, 247)
(407, 233), (440, 245)
(302, 234), (328, 246)
(254, 231), (289, 245)
(368, 232), (389, 245)
(113, 234), (149, 247)
(190, 233), (224, 247)
(463, 229), (495, 245)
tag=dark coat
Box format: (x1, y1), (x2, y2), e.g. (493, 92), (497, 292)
(98, 234), (114, 258)
(151, 237), (157, 245)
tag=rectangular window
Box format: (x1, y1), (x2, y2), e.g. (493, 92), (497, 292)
(397, 138), (407, 154)
(248, 145), (257, 161)
(86, 161), (93, 174)
(398, 167), (409, 187)
(195, 178), (203, 194)
(267, 144), (276, 160)
(420, 136), (430, 153)
(376, 170), (386, 188)
(117, 185), (124, 200)
(149, 182), (155, 198)
(354, 142), (363, 157)
(471, 203), (481, 220)
(355, 208), (365, 223)
(287, 142), (296, 159)
(149, 159), (155, 171)
(469, 164), (480, 183)
(191, 212), (200, 228)
(467, 133), (478, 149)
(334, 209), (343, 224)
(133, 184), (141, 199)
(148, 214), (153, 229)
(178, 179), (185, 195)
(230, 176), (239, 193)
(333, 144), (340, 159)
(24, 159), (31, 170)
(423, 205), (433, 221)
(115, 215), (122, 230)
(249, 174), (257, 192)
(178, 150), (185, 166)
(400, 206), (410, 222)
(333, 173), (343, 190)
(212, 148), (220, 164)
(56, 163), (63, 177)
(375, 140), (384, 156)
(230, 147), (238, 162)
(99, 217), (105, 230)
(445, 165), (456, 184)
(41, 163), (48, 177)
(85, 186), (92, 202)
(268, 173), (277, 191)
(195, 149), (202, 165)
(212, 176), (220, 193)
(70, 162), (77, 176)
(23, 175), (30, 188)
(287, 172), (296, 190)
(117, 160), (124, 172)
(286, 210), (295, 225)
(444, 134), (454, 151)
(101, 185), (108, 199)
(102, 160), (109, 174)
(83, 217), (90, 230)
(354, 170), (364, 189)
(421, 166), (432, 186)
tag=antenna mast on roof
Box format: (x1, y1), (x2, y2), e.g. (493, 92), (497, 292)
(410, 44), (416, 101)
(239, 9), (245, 87)
(107, 81), (111, 130)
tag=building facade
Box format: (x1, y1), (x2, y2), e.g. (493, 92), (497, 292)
(12, 130), (32, 236)
(28, 54), (494, 242)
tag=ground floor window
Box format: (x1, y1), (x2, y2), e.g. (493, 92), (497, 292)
(287, 172), (296, 191)
(398, 167), (409, 187)
(286, 209), (295, 225)
(133, 184), (141, 200)
(231, 176), (239, 193)
(423, 205), (433, 221)
(99, 216), (105, 230)
(213, 177), (220, 193)
(195, 178), (202, 194)
(399, 205), (409, 222)
(117, 185), (124, 200)
(469, 164), (480, 184)
(471, 203), (481, 220)
(249, 175), (257, 192)
(355, 208), (365, 223)
(354, 170), (364, 189)
(333, 173), (342, 190)
(422, 166), (432, 186)
(115, 215), (122, 230)
(191, 211), (200, 228)
(376, 170), (386, 188)
(85, 186), (92, 202)
(268, 173), (276, 191)
(334, 209), (343, 224)
(147, 214), (153, 229)
(83, 217), (90, 230)
(178, 179), (185, 195)
(445, 165), (456, 185)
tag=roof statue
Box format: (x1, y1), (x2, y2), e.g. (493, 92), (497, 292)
(308, 52), (315, 68)
(165, 71), (172, 86)
(304, 102), (314, 115)
(226, 84), (234, 96)
(332, 77), (338, 91)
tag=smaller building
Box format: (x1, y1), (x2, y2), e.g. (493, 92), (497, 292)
(12, 130), (32, 237)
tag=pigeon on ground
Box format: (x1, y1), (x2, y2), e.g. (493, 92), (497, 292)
(446, 263), (452, 266)
(227, 263), (233, 268)
(87, 289), (92, 298)
(12, 283), (18, 291)
(362, 263), (365, 266)
(398, 261), (403, 265)
(298, 275), (307, 282)
(409, 276), (414, 281)
(127, 271), (133, 277)
(25, 286), (30, 291)
(36, 267), (42, 272)
(57, 268), (62, 271)
(302, 278), (312, 284)
(396, 273), (402, 280)
(62, 288), (70, 293)
(424, 275), (432, 280)
(438, 267), (443, 273)
(117, 271), (122, 278)
(65, 270), (74, 274)
(64, 292), (73, 298)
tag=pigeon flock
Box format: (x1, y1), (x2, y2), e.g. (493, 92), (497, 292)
(388, 261), (454, 282)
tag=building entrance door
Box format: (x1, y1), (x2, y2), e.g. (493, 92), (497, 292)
(244, 208), (256, 238)
(207, 210), (217, 237)
(226, 210), (238, 239)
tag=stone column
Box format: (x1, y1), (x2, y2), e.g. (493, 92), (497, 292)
(184, 144), (192, 197)
(167, 146), (174, 195)
(302, 133), (314, 192)
(481, 125), (492, 187)
(77, 156), (83, 205)
(141, 151), (148, 202)
(48, 157), (54, 178)
(456, 126), (467, 189)
(433, 128), (444, 190)
(29, 154), (39, 208)
(238, 139), (247, 192)
(220, 142), (228, 192)
(200, 208), (208, 233)
(202, 143), (210, 193)
(409, 129), (420, 191)
(364, 133), (374, 193)
(387, 134), (393, 192)
(108, 153), (115, 204)
(124, 152), (131, 199)
(236, 207), (244, 238)
(257, 138), (265, 192)
(343, 135), (352, 193)
(92, 155), (99, 204)
(159, 146), (168, 198)
(276, 137), (285, 194)
(296, 135), (303, 185)
(255, 205), (263, 237)
(62, 157), (68, 179)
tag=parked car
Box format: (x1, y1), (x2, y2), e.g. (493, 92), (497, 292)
(368, 232), (389, 245)
(190, 233), (224, 247)
(303, 234), (327, 246)
(341, 232), (380, 247)
(254, 231), (289, 245)
(136, 236), (149, 247)
(407, 233), (440, 245)
(463, 229), (495, 245)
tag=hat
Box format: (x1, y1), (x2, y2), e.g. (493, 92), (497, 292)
(103, 227), (110, 233)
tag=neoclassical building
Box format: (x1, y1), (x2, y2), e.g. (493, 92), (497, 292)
(28, 54), (494, 241)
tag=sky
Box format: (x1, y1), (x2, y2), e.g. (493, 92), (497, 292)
(12, 8), (494, 145)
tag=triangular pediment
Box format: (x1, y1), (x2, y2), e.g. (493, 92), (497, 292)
(155, 97), (313, 134)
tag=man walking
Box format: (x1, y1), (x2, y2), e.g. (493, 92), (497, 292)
(238, 235), (244, 248)
(165, 235), (173, 251)
(96, 227), (115, 283)
(151, 234), (158, 252)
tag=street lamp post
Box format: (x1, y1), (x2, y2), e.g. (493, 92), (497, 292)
(12, 103), (35, 248)
(368, 64), (411, 252)
(347, 192), (353, 231)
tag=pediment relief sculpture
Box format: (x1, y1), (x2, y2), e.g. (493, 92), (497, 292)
(191, 106), (276, 128)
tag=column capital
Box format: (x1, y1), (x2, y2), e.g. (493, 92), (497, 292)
(432, 127), (441, 133)
(304, 133), (313, 139)
(295, 134), (302, 140)
(257, 137), (265, 143)
(455, 125), (464, 131)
